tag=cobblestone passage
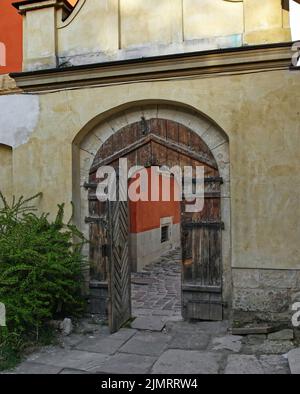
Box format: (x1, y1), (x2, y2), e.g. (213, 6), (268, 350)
(131, 248), (182, 321)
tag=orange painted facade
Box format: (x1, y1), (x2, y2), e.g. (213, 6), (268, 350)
(0, 0), (23, 74)
(129, 168), (181, 234)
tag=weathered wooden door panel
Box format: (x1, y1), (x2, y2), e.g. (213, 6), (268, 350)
(85, 180), (131, 332)
(86, 186), (110, 317)
(181, 177), (223, 321)
(85, 210), (109, 317)
(108, 197), (131, 333)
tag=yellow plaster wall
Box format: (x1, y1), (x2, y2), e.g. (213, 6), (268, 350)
(24, 7), (57, 70)
(244, 0), (291, 44)
(183, 0), (244, 40)
(21, 0), (291, 70)
(0, 144), (13, 202)
(245, 0), (283, 31)
(10, 69), (300, 271)
(58, 0), (119, 58)
(120, 0), (183, 48)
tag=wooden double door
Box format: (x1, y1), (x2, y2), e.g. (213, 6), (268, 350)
(85, 118), (223, 333)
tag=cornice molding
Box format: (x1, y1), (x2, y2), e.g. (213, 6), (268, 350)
(12, 0), (72, 14)
(10, 43), (295, 93)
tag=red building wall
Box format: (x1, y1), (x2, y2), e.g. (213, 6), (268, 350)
(129, 168), (181, 234)
(0, 0), (23, 74)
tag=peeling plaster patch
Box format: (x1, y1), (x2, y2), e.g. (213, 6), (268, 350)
(0, 95), (39, 148)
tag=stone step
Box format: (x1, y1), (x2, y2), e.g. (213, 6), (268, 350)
(268, 329), (294, 341)
(232, 325), (275, 335)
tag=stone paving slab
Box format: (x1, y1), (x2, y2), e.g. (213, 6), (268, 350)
(7, 362), (62, 375)
(110, 328), (138, 341)
(167, 331), (210, 351)
(75, 336), (128, 355)
(3, 320), (297, 374)
(91, 353), (157, 374)
(119, 332), (172, 356)
(242, 340), (295, 355)
(212, 335), (243, 353)
(287, 348), (300, 374)
(59, 368), (91, 374)
(131, 316), (167, 331)
(224, 355), (264, 375)
(225, 354), (290, 375)
(259, 355), (290, 375)
(74, 328), (138, 355)
(151, 350), (222, 374)
(27, 348), (108, 372)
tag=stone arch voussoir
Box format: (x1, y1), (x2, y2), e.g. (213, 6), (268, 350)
(75, 103), (231, 314)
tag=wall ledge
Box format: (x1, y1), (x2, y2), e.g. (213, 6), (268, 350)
(10, 42), (294, 93)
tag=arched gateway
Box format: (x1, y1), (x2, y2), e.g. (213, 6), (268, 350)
(77, 104), (230, 333)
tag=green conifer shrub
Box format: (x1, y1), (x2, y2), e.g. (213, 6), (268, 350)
(0, 193), (86, 369)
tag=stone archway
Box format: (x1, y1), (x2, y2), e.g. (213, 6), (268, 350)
(75, 103), (231, 321)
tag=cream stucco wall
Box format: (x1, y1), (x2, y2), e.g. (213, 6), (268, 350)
(56, 0), (245, 67)
(120, 0), (183, 48)
(23, 6), (57, 70)
(244, 0), (291, 44)
(0, 144), (13, 202)
(17, 0), (292, 70)
(183, 0), (244, 41)
(58, 0), (119, 62)
(7, 67), (300, 272)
